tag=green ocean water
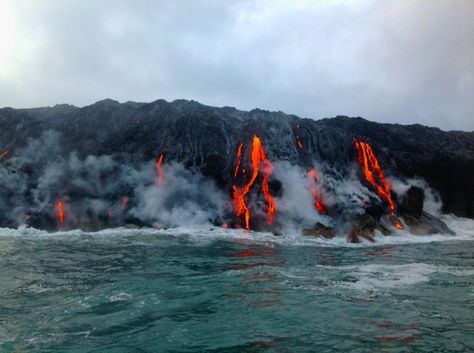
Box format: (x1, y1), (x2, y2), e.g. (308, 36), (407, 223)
(0, 227), (473, 352)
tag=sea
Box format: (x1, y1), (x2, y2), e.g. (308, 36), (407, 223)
(1, 216), (473, 352)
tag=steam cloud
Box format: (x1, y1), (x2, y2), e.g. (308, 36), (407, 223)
(0, 130), (443, 232)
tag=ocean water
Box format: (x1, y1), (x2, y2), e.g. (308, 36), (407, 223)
(1, 217), (473, 352)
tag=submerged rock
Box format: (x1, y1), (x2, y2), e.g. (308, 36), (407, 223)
(123, 223), (141, 229)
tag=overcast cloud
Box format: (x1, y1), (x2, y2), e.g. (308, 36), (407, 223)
(0, 0), (473, 131)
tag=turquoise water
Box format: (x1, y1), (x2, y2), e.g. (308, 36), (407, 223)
(0, 227), (473, 352)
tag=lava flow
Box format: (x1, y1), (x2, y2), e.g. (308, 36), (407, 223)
(0, 150), (9, 159)
(156, 154), (164, 187)
(232, 135), (276, 230)
(308, 168), (326, 214)
(234, 143), (243, 178)
(353, 138), (396, 214)
(296, 137), (303, 149)
(120, 196), (129, 210)
(56, 200), (65, 225)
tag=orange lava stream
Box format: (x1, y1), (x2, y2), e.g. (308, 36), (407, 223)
(56, 200), (65, 224)
(233, 143), (243, 178)
(156, 154), (164, 187)
(120, 196), (129, 210)
(308, 168), (327, 214)
(353, 138), (396, 214)
(296, 138), (303, 149)
(0, 150), (9, 159)
(232, 135), (276, 230)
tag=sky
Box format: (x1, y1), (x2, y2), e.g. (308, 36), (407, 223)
(0, 0), (473, 131)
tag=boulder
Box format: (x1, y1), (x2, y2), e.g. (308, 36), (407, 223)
(401, 186), (425, 218)
(348, 214), (376, 243)
(400, 186), (455, 235)
(302, 222), (335, 239)
(403, 212), (455, 235)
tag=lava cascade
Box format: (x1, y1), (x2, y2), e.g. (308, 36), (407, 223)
(156, 154), (164, 187)
(56, 200), (65, 224)
(233, 143), (243, 178)
(353, 138), (396, 214)
(232, 135), (276, 230)
(120, 196), (129, 210)
(296, 137), (303, 149)
(308, 168), (326, 214)
(0, 150), (9, 159)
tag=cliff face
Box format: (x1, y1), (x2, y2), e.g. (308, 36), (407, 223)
(0, 98), (473, 230)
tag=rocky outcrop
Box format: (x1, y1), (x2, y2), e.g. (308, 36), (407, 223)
(302, 222), (335, 239)
(399, 186), (455, 235)
(0, 98), (473, 232)
(400, 186), (425, 218)
(347, 214), (377, 243)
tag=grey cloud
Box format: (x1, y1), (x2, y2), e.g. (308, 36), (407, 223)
(0, 0), (473, 130)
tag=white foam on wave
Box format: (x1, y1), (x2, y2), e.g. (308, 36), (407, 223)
(340, 262), (474, 292)
(0, 214), (473, 248)
(343, 263), (436, 291)
(278, 262), (474, 294)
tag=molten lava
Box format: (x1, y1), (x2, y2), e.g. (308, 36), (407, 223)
(353, 138), (396, 214)
(308, 168), (326, 214)
(120, 196), (129, 210)
(296, 137), (303, 149)
(0, 150), (9, 159)
(234, 143), (243, 178)
(232, 135), (276, 230)
(156, 154), (164, 187)
(56, 200), (65, 225)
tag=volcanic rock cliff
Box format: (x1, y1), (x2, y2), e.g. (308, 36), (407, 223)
(0, 99), (473, 231)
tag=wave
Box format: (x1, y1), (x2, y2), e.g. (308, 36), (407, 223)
(0, 214), (473, 248)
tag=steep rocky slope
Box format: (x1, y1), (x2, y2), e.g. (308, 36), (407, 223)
(0, 99), (473, 231)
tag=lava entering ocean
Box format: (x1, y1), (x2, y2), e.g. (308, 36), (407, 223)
(353, 138), (402, 229)
(308, 168), (326, 214)
(232, 135), (276, 230)
(56, 200), (65, 225)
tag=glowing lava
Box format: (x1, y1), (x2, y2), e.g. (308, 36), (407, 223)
(308, 168), (326, 214)
(120, 196), (129, 210)
(353, 138), (396, 214)
(232, 135), (276, 230)
(56, 200), (65, 225)
(156, 154), (164, 187)
(0, 150), (9, 159)
(234, 143), (243, 178)
(296, 137), (303, 149)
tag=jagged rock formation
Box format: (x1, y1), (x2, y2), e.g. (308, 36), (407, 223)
(0, 98), (473, 231)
